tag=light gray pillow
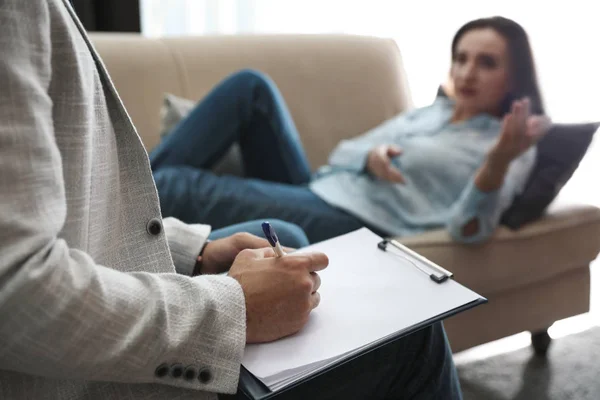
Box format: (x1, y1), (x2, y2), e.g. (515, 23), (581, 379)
(160, 93), (196, 139)
(160, 93), (244, 176)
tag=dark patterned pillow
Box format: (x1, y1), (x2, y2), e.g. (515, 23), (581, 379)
(501, 122), (599, 229)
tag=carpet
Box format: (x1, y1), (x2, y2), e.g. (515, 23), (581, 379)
(456, 327), (600, 400)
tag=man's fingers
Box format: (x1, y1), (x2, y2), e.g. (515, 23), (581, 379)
(233, 232), (270, 249)
(310, 272), (321, 293)
(238, 247), (276, 260)
(284, 251), (329, 272)
(306, 252), (329, 272)
(309, 292), (321, 310)
(234, 233), (305, 254)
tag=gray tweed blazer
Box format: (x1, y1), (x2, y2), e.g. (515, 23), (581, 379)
(0, 1), (246, 398)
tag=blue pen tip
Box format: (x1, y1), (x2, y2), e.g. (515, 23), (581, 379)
(261, 221), (278, 247)
(261, 221), (270, 236)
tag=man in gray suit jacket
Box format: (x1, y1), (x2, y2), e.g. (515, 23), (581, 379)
(0, 0), (462, 399)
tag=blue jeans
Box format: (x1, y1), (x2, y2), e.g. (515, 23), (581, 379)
(223, 322), (461, 400)
(150, 70), (462, 399)
(150, 69), (366, 244)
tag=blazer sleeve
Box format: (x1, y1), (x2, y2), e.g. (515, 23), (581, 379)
(0, 1), (245, 393)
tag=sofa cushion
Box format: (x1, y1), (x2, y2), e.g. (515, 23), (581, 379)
(397, 203), (600, 296)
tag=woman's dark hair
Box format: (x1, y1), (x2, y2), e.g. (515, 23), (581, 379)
(451, 16), (545, 115)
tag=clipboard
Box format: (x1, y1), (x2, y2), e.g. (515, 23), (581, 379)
(233, 228), (487, 399)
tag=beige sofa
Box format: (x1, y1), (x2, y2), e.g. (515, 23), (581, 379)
(90, 32), (600, 354)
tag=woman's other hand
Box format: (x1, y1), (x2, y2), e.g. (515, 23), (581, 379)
(489, 98), (551, 166)
(366, 144), (406, 183)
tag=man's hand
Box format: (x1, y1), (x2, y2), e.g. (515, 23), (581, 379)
(198, 233), (272, 275)
(228, 248), (328, 343)
(366, 144), (405, 183)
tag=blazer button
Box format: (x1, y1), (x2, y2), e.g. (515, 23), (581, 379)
(146, 218), (162, 236)
(183, 365), (198, 381)
(170, 363), (184, 378)
(198, 367), (212, 384)
(154, 363), (169, 378)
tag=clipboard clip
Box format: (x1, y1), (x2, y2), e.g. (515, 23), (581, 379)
(378, 239), (453, 284)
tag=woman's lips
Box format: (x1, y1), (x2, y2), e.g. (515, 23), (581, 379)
(458, 87), (477, 97)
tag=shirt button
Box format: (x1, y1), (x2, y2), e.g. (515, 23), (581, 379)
(198, 367), (212, 384)
(154, 363), (169, 378)
(183, 365), (198, 381)
(170, 363), (184, 378)
(146, 218), (162, 236)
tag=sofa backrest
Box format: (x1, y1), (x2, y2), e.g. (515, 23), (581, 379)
(90, 33), (413, 169)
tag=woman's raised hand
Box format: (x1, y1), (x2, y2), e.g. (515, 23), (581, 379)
(489, 98), (551, 166)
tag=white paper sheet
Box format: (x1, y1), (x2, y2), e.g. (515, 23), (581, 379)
(242, 228), (484, 390)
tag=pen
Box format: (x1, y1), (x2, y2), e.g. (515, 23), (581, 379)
(261, 221), (286, 257)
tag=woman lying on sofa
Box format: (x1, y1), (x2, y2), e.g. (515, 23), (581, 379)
(150, 16), (551, 244)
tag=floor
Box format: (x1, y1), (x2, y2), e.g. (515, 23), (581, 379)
(457, 326), (600, 400)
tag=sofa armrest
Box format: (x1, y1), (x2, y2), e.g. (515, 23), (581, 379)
(396, 203), (600, 295)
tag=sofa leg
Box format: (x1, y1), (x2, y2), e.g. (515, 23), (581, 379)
(531, 329), (552, 357)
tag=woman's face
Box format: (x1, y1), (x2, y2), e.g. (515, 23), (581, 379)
(450, 28), (511, 116)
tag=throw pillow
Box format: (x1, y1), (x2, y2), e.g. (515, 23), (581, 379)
(159, 93), (196, 139)
(159, 93), (245, 176)
(501, 122), (599, 229)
